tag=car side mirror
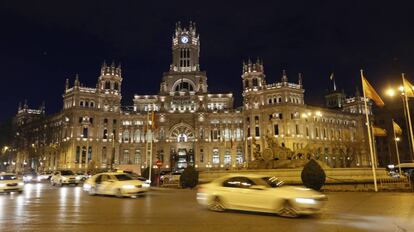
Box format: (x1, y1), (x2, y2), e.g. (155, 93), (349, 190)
(250, 185), (266, 190)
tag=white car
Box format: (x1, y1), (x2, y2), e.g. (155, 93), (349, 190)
(36, 171), (53, 182)
(197, 174), (327, 217)
(0, 173), (24, 194)
(50, 170), (81, 186)
(160, 171), (181, 184)
(83, 172), (150, 198)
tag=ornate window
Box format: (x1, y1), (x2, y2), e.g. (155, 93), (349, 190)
(134, 130), (140, 142)
(122, 130), (130, 143)
(169, 123), (194, 142)
(236, 147), (243, 164)
(212, 148), (220, 164)
(104, 81), (111, 89)
(224, 149), (231, 165)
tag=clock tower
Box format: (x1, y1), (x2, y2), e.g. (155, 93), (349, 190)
(170, 21), (200, 72)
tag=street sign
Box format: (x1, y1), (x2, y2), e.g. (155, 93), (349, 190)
(156, 160), (162, 168)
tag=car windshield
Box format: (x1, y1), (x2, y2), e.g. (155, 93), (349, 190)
(261, 176), (284, 187)
(61, 170), (74, 175)
(0, 175), (17, 180)
(113, 174), (133, 181)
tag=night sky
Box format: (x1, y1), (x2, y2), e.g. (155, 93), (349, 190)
(1, 1), (414, 120)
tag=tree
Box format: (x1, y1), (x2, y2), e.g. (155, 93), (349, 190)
(301, 159), (326, 191)
(179, 166), (199, 188)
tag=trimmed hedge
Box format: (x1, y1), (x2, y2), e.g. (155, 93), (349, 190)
(179, 166), (199, 188)
(301, 159), (326, 191)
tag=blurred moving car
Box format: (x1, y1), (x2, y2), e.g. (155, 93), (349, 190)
(160, 171), (181, 184)
(0, 173), (24, 194)
(50, 170), (81, 186)
(83, 172), (149, 198)
(23, 171), (37, 183)
(197, 174), (327, 217)
(36, 171), (53, 182)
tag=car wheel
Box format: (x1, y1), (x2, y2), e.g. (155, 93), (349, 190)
(208, 196), (225, 212)
(115, 189), (123, 198)
(89, 187), (97, 196)
(278, 200), (299, 218)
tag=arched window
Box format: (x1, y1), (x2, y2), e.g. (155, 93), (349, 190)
(80, 101), (84, 107)
(174, 80), (194, 92)
(212, 148), (220, 164)
(105, 81), (111, 89)
(90, 101), (95, 108)
(252, 78), (258, 86)
(114, 82), (119, 90)
(122, 130), (130, 143)
(134, 130), (140, 143)
(244, 79), (249, 88)
(103, 129), (108, 139)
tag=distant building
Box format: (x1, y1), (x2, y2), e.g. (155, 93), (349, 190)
(13, 22), (372, 173)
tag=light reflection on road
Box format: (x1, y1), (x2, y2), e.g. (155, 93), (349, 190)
(0, 184), (412, 232)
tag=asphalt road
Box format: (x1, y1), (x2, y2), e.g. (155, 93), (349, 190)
(0, 183), (413, 232)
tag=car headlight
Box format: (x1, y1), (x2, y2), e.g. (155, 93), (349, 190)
(142, 183), (150, 188)
(0, 183), (6, 187)
(37, 176), (42, 181)
(76, 176), (82, 180)
(26, 176), (33, 180)
(295, 198), (317, 204)
(83, 183), (91, 190)
(61, 177), (68, 180)
(122, 185), (135, 189)
(18, 182), (24, 186)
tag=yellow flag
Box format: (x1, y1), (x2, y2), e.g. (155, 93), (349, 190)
(402, 76), (414, 98)
(393, 120), (402, 135)
(361, 71), (385, 107)
(372, 126), (387, 137)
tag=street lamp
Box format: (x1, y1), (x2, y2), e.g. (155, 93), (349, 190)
(386, 84), (414, 161)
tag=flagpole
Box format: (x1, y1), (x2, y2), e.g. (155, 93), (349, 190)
(402, 74), (414, 161)
(392, 119), (402, 175)
(361, 69), (378, 192)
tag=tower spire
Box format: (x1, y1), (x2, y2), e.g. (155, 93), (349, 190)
(281, 70), (288, 83)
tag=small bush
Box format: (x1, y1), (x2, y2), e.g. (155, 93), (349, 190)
(301, 159), (326, 191)
(180, 166), (199, 188)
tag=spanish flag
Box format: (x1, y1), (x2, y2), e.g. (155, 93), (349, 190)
(392, 120), (403, 135)
(402, 75), (414, 98)
(372, 126), (387, 137)
(361, 70), (385, 107)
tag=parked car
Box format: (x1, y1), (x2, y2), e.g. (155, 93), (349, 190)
(0, 173), (24, 194)
(75, 171), (90, 182)
(83, 172), (149, 198)
(22, 171), (37, 183)
(160, 171), (181, 184)
(50, 170), (80, 186)
(196, 174), (327, 217)
(36, 171), (53, 182)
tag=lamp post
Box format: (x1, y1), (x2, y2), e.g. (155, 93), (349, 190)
(386, 86), (414, 161)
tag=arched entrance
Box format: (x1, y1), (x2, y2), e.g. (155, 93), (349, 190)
(169, 123), (195, 171)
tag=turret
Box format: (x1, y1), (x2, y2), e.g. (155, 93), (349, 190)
(241, 58), (265, 90)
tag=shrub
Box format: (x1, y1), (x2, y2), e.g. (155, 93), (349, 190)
(180, 166), (199, 188)
(301, 159), (326, 191)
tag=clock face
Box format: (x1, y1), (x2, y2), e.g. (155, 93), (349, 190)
(181, 36), (189, 44)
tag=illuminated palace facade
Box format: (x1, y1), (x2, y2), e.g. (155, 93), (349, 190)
(13, 23), (372, 172)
